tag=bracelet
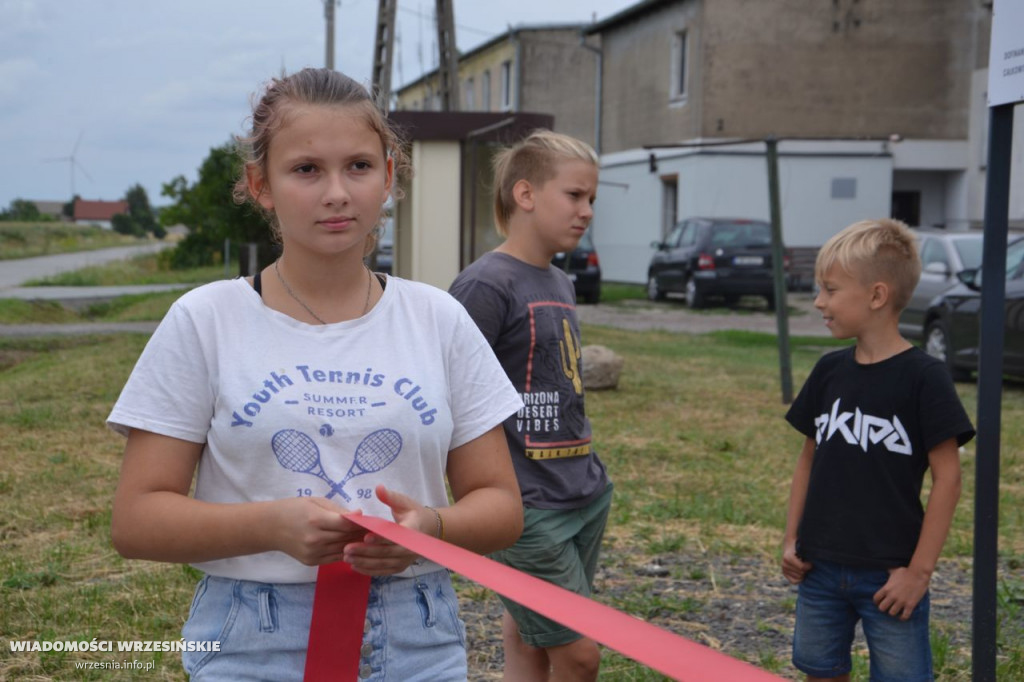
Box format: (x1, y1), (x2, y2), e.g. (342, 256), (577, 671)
(425, 506), (445, 540)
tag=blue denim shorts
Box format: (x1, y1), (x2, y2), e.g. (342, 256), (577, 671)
(794, 559), (933, 682)
(490, 483), (613, 649)
(181, 569), (466, 681)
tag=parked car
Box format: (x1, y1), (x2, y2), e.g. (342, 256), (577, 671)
(647, 217), (783, 309)
(552, 230), (602, 304)
(369, 217), (394, 275)
(899, 229), (985, 342)
(922, 235), (1024, 381)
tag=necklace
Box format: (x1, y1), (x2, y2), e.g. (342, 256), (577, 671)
(273, 259), (373, 325)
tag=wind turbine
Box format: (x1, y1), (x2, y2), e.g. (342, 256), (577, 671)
(43, 130), (93, 199)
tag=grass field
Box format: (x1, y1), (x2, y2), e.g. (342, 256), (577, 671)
(2, 255), (1024, 679)
(0, 223), (145, 260)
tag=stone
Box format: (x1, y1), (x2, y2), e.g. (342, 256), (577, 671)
(581, 344), (624, 390)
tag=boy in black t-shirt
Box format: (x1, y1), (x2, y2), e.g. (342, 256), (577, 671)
(782, 219), (974, 682)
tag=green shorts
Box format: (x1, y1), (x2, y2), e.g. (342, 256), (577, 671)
(490, 483), (613, 648)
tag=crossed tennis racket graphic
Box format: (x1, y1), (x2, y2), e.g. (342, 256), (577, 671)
(271, 427), (403, 501)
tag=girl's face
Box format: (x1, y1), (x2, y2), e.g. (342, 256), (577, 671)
(526, 159), (598, 255)
(249, 103), (392, 260)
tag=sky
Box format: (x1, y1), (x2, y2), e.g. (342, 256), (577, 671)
(0, 0), (633, 211)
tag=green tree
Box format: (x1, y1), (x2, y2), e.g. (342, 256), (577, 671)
(62, 195), (81, 220)
(111, 212), (143, 237)
(160, 141), (271, 269)
(1, 199), (42, 221)
(125, 184), (164, 238)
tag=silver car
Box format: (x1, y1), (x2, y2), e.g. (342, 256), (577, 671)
(899, 229), (984, 342)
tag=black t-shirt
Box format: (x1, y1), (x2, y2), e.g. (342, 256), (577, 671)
(449, 251), (608, 510)
(786, 346), (975, 569)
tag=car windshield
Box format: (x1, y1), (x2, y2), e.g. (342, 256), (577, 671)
(952, 237), (983, 270)
(1008, 239), (1024, 278)
(709, 221), (771, 248)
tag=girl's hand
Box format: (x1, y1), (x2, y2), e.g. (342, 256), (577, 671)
(341, 485), (434, 576)
(271, 496), (366, 566)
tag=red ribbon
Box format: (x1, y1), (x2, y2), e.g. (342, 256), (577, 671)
(304, 561), (371, 682)
(304, 513), (785, 681)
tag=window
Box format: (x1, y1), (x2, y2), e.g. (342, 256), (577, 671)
(831, 178), (857, 199)
(671, 31), (688, 101)
(680, 222), (698, 246)
(665, 223), (685, 247)
(661, 176), (678, 240)
(500, 60), (513, 110)
(481, 70), (491, 111)
(920, 239), (949, 271)
(891, 190), (920, 225)
(464, 77), (475, 111)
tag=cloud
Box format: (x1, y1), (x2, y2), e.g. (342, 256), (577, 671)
(0, 57), (45, 107)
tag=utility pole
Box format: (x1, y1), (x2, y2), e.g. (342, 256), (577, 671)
(324, 0), (336, 70)
(435, 0), (459, 110)
(371, 0), (397, 112)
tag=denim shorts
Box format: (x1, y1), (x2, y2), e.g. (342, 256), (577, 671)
(794, 559), (933, 682)
(490, 483), (613, 648)
(181, 569), (466, 681)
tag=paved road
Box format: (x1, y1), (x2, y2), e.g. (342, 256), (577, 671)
(1, 244), (829, 338)
(0, 242), (175, 290)
(0, 242), (186, 337)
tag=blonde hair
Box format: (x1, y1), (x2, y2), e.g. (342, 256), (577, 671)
(815, 218), (921, 311)
(492, 129), (599, 237)
(232, 68), (410, 248)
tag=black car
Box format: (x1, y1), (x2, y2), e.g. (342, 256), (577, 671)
(552, 230), (601, 304)
(647, 217), (782, 308)
(922, 235), (1024, 381)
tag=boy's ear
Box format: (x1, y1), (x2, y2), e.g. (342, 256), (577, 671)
(246, 165), (274, 211)
(512, 179), (535, 212)
(869, 281), (890, 310)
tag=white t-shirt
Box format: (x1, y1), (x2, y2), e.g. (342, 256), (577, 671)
(108, 275), (523, 583)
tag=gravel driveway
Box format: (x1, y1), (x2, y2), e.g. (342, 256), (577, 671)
(576, 293), (827, 337)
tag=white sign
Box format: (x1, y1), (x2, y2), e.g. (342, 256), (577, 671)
(988, 0), (1024, 106)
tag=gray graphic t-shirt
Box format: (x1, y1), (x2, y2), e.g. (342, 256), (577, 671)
(450, 252), (609, 509)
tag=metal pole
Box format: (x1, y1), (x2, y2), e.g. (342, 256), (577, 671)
(972, 102), (1014, 682)
(325, 0), (335, 70)
(765, 137), (793, 404)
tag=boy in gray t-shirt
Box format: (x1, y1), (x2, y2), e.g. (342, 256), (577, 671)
(449, 130), (612, 682)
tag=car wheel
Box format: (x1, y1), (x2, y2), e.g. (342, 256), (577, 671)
(924, 319), (971, 382)
(647, 274), (665, 302)
(583, 286), (601, 305)
(685, 277), (705, 308)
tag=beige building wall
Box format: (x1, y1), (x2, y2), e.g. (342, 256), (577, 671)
(699, 0), (980, 140)
(394, 27), (598, 145)
(599, 1), (703, 151)
(598, 0), (988, 153)
(458, 42), (516, 112)
(404, 140), (462, 289)
(517, 28), (599, 145)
